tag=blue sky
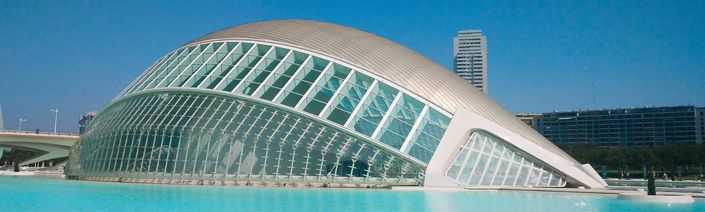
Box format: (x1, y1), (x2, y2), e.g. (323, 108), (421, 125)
(1, 0), (703, 133)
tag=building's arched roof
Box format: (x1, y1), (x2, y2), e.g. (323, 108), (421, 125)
(184, 19), (577, 163)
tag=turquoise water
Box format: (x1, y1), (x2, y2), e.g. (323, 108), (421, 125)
(1, 176), (704, 211)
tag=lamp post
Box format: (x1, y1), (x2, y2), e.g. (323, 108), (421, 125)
(50, 108), (59, 133)
(18, 118), (27, 131)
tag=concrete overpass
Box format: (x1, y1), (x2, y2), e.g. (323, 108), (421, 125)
(0, 130), (79, 166)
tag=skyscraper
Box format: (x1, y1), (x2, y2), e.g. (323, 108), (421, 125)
(453, 30), (488, 94)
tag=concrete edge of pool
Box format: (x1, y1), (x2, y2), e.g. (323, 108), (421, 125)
(617, 193), (695, 203)
(3, 171), (705, 205)
(392, 185), (704, 204)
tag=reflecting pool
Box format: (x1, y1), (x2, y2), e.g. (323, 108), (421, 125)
(1, 176), (703, 211)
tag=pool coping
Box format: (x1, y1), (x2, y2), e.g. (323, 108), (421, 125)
(391, 186), (705, 199)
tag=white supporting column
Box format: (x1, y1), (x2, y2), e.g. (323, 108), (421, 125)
(250, 50), (293, 97)
(196, 42), (241, 89)
(371, 92), (402, 139)
(488, 147), (508, 186)
(214, 44), (259, 90)
(143, 48), (191, 90)
(166, 43), (213, 87)
(512, 158), (525, 186)
(317, 70), (354, 118)
(500, 153), (516, 186)
(476, 140), (498, 185)
(399, 105), (428, 153)
(294, 62), (332, 109)
(231, 46), (274, 92)
(156, 43), (206, 88)
(465, 136), (490, 185)
(534, 165), (545, 186)
(180, 42), (227, 87)
(272, 55), (312, 102)
(343, 80), (378, 127)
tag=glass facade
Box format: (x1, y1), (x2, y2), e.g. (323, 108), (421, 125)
(115, 40), (451, 164)
(446, 131), (567, 188)
(67, 91), (424, 186)
(67, 40), (456, 186)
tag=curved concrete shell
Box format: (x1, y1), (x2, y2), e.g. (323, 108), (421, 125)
(66, 19), (605, 188)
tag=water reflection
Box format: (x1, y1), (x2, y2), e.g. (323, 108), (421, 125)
(1, 176), (704, 211)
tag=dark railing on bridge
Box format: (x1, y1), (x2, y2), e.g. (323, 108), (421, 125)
(0, 130), (80, 137)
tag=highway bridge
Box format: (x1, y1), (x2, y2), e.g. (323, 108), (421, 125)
(0, 130), (79, 166)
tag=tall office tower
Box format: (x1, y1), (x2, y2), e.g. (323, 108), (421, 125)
(453, 30), (488, 94)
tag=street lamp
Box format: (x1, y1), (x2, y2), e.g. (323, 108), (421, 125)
(50, 108), (59, 133)
(18, 118), (27, 131)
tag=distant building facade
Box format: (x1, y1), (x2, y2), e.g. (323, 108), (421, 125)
(532, 106), (705, 147)
(453, 30), (487, 94)
(515, 114), (541, 126)
(78, 112), (96, 135)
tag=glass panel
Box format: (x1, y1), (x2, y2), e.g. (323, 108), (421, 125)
(404, 108), (451, 162)
(126, 51), (175, 94)
(300, 63), (351, 115)
(446, 148), (469, 179)
(493, 159), (510, 186)
(234, 47), (290, 96)
(375, 94), (424, 148)
(276, 56), (329, 107)
(538, 169), (551, 186)
(146, 46), (195, 89)
(322, 72), (373, 125)
(255, 51), (309, 100)
(505, 161), (520, 186)
(66, 91), (426, 186)
(350, 83), (398, 136)
(469, 154), (489, 185)
(204, 42), (254, 89)
(187, 42), (238, 88)
(514, 160), (528, 186)
(221, 44), (272, 92)
(456, 152), (478, 184)
(158, 43), (210, 88)
(445, 131), (568, 188)
(174, 42), (223, 87)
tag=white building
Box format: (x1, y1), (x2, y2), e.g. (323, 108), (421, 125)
(454, 30), (488, 94)
(66, 20), (605, 189)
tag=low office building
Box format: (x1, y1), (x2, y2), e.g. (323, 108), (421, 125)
(65, 20), (605, 189)
(533, 106), (705, 147)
